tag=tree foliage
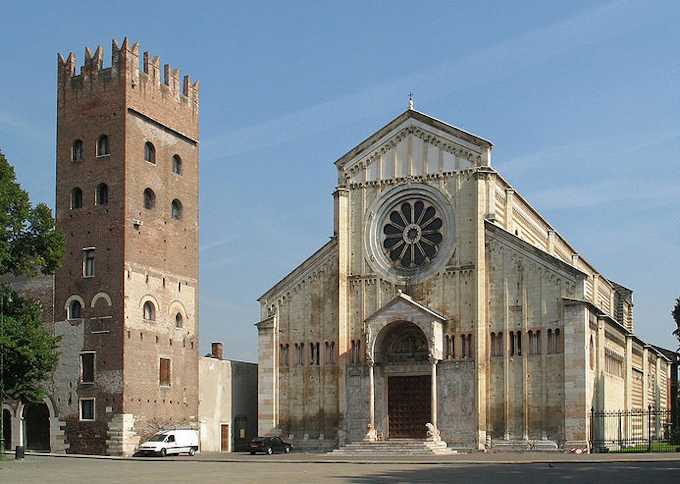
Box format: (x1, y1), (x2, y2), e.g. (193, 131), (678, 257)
(0, 286), (60, 402)
(0, 149), (63, 404)
(0, 150), (63, 277)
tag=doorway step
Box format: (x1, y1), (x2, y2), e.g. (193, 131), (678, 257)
(329, 438), (457, 456)
(490, 439), (559, 451)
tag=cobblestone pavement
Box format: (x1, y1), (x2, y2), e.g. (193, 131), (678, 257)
(1, 455), (680, 484)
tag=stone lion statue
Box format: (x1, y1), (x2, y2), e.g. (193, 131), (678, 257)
(425, 423), (441, 441)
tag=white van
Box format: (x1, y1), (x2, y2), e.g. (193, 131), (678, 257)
(135, 429), (199, 457)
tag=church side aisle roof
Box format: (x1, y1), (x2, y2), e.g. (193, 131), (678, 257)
(258, 238), (338, 302)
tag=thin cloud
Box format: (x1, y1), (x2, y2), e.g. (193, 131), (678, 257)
(203, 0), (650, 160)
(497, 130), (679, 179)
(527, 178), (680, 211)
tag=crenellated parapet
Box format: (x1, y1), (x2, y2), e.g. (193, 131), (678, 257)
(57, 37), (199, 109)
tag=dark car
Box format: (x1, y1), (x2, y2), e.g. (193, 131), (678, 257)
(249, 436), (292, 455)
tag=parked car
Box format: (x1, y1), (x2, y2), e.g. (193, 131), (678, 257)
(135, 429), (199, 457)
(249, 436), (292, 455)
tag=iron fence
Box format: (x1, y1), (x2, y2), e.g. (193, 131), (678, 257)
(590, 406), (679, 453)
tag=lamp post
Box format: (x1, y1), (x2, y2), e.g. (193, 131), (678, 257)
(0, 291), (10, 455)
(1, 291), (5, 454)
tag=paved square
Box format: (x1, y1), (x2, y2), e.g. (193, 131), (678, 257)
(2, 456), (680, 484)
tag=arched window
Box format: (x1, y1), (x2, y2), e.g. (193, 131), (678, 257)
(175, 313), (183, 328)
(144, 142), (156, 163)
(97, 135), (110, 156)
(72, 140), (84, 161)
(172, 155), (182, 175)
(71, 187), (83, 209)
(589, 335), (595, 370)
(95, 183), (108, 206)
(144, 188), (156, 209)
(68, 300), (82, 319)
(171, 199), (183, 220)
(143, 301), (156, 321)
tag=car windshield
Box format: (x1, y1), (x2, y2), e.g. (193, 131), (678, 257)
(147, 434), (167, 442)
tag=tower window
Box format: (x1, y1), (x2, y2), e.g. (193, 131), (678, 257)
(95, 183), (108, 206)
(82, 249), (95, 277)
(96, 135), (110, 157)
(68, 300), (82, 319)
(144, 188), (156, 209)
(72, 140), (84, 161)
(144, 142), (156, 164)
(172, 155), (182, 175)
(79, 398), (95, 421)
(159, 358), (171, 387)
(80, 352), (95, 384)
(171, 199), (183, 220)
(71, 187), (83, 209)
(143, 301), (156, 321)
(175, 313), (183, 328)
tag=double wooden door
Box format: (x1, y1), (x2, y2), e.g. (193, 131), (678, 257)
(387, 375), (431, 438)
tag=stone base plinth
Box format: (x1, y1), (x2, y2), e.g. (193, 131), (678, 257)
(106, 414), (140, 456)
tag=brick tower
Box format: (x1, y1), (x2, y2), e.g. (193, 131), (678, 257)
(54, 38), (199, 455)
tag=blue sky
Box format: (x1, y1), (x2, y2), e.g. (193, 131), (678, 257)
(1, 1), (678, 361)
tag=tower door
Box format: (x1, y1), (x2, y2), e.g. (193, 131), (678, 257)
(2, 409), (11, 450)
(388, 375), (430, 439)
(23, 403), (50, 451)
(220, 424), (230, 452)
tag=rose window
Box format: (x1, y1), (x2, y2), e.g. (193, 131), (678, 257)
(382, 200), (443, 268)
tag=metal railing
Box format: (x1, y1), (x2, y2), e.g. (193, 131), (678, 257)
(590, 406), (679, 453)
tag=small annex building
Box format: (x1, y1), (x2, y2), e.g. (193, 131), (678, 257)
(199, 343), (258, 453)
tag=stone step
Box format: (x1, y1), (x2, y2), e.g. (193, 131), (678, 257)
(490, 439), (560, 452)
(330, 439), (458, 456)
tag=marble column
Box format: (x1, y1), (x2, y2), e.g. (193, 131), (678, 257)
(428, 356), (441, 441)
(365, 359), (377, 441)
(431, 358), (438, 431)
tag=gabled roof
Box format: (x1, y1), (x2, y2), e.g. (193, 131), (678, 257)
(364, 290), (447, 322)
(335, 109), (493, 169)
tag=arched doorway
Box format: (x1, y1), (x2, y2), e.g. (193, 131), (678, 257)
(2, 408), (11, 450)
(377, 321), (431, 439)
(23, 402), (50, 451)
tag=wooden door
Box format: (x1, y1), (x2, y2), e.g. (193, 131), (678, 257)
(220, 424), (229, 452)
(388, 375), (430, 438)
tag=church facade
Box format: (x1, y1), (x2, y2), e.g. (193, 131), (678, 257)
(256, 107), (672, 451)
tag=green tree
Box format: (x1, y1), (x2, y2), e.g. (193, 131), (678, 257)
(0, 150), (64, 452)
(1, 286), (60, 402)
